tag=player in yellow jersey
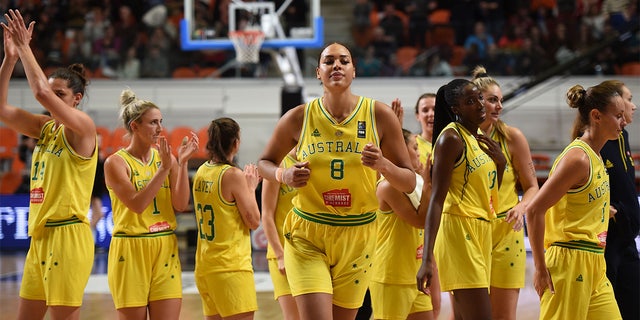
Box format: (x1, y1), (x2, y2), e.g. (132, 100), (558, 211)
(472, 66), (539, 320)
(1, 10), (98, 320)
(526, 83), (625, 320)
(413, 93), (436, 168)
(416, 79), (506, 320)
(192, 117), (261, 320)
(258, 43), (415, 320)
(104, 89), (199, 320)
(371, 128), (437, 320)
(262, 148), (300, 320)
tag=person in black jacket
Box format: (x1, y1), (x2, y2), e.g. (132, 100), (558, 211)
(599, 79), (639, 320)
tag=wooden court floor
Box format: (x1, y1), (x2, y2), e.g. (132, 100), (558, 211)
(0, 249), (541, 320)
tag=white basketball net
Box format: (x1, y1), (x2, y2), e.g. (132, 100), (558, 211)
(229, 30), (265, 63)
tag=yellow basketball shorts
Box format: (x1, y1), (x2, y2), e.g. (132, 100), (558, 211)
(20, 221), (94, 306)
(370, 281), (432, 319)
(195, 270), (258, 317)
(268, 258), (292, 299)
(540, 245), (621, 320)
(107, 233), (182, 309)
(283, 212), (377, 309)
(490, 216), (525, 288)
(434, 214), (491, 292)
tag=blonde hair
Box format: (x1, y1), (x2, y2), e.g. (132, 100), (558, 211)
(471, 65), (509, 139)
(118, 88), (159, 133)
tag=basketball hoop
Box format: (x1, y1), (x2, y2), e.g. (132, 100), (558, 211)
(229, 30), (265, 64)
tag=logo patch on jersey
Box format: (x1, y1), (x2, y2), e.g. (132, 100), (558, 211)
(604, 159), (613, 169)
(576, 274), (583, 282)
(119, 256), (125, 262)
(312, 128), (321, 137)
(30, 187), (44, 204)
(357, 121), (366, 138)
(149, 221), (171, 233)
(322, 189), (352, 207)
(416, 244), (423, 260)
(597, 231), (607, 247)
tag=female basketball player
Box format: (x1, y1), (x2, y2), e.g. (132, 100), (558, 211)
(416, 79), (506, 320)
(257, 42), (415, 320)
(472, 66), (539, 320)
(262, 148), (300, 320)
(525, 83), (625, 319)
(191, 117), (262, 320)
(414, 93), (436, 167)
(371, 128), (436, 320)
(104, 89), (198, 320)
(1, 10), (97, 320)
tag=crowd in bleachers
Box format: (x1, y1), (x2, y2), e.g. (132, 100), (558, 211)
(0, 0), (637, 80)
(351, 0), (640, 77)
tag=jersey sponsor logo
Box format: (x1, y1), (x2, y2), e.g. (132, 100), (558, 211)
(357, 121), (366, 138)
(149, 221), (171, 233)
(322, 189), (352, 207)
(597, 231), (607, 247)
(312, 128), (321, 137)
(30, 187), (44, 204)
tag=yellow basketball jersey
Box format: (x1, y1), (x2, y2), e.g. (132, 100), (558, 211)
(266, 154), (298, 260)
(544, 139), (610, 252)
(192, 162), (253, 273)
(28, 120), (98, 238)
(108, 148), (176, 235)
(373, 178), (424, 285)
(416, 135), (432, 167)
(293, 97), (379, 224)
(438, 123), (498, 220)
(490, 128), (518, 215)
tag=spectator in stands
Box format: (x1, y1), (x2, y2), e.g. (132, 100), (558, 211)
(378, 2), (406, 46)
(353, 0), (373, 34)
(66, 30), (93, 68)
(356, 45), (384, 77)
(141, 45), (170, 78)
(450, 0), (478, 45)
(370, 26), (398, 74)
(92, 24), (121, 77)
(463, 21), (496, 61)
(405, 0), (430, 49)
(427, 52), (453, 76)
(83, 5), (110, 45)
(117, 46), (140, 80)
(478, 0), (506, 40)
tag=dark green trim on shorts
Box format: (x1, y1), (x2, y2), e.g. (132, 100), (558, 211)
(550, 240), (605, 254)
(113, 230), (175, 238)
(45, 216), (83, 227)
(293, 208), (376, 226)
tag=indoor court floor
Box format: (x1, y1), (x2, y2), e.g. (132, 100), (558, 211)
(0, 248), (542, 320)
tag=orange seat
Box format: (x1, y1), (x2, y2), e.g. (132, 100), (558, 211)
(620, 62), (640, 75)
(95, 126), (112, 156)
(0, 127), (18, 160)
(172, 67), (197, 78)
(395, 46), (419, 74)
(168, 126), (195, 156)
(109, 127), (130, 153)
(429, 9), (451, 25)
(431, 25), (456, 47)
(0, 170), (22, 194)
(449, 46), (466, 66)
(198, 67), (219, 78)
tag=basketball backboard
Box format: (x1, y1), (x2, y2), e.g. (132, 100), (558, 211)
(180, 0), (323, 50)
